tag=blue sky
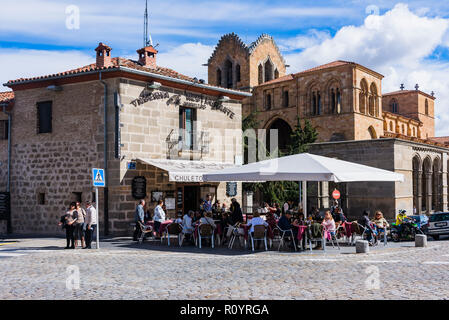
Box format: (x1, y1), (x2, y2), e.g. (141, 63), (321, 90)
(1, 0), (449, 135)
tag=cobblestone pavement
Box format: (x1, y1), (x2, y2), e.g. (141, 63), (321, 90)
(1, 236), (448, 300)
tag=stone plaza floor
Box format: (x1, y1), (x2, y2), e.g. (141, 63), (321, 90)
(0, 235), (448, 300)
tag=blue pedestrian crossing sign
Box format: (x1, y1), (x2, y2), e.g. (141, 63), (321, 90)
(92, 168), (106, 187)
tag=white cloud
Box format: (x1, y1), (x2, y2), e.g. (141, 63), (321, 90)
(278, 29), (332, 51)
(157, 43), (214, 81)
(0, 49), (93, 90)
(282, 3), (449, 136)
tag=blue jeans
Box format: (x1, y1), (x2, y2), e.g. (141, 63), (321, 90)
(85, 224), (96, 248)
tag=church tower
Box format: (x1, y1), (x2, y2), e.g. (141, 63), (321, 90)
(207, 33), (287, 91)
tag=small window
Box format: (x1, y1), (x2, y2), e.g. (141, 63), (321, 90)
(38, 193), (45, 205)
(265, 93), (272, 110)
(425, 99), (429, 115)
(72, 192), (82, 203)
(283, 90), (289, 108)
(0, 120), (8, 140)
(37, 101), (52, 134)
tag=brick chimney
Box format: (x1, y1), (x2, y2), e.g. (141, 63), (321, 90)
(137, 46), (158, 68)
(95, 42), (112, 68)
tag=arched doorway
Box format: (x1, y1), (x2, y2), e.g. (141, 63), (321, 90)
(266, 119), (292, 155)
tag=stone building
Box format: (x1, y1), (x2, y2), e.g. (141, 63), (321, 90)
(0, 42), (249, 235)
(208, 33), (448, 219)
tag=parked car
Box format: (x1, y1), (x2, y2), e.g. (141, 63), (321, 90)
(410, 214), (429, 232)
(427, 212), (449, 240)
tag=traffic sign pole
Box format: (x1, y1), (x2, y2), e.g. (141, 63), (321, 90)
(95, 187), (100, 250)
(92, 168), (105, 250)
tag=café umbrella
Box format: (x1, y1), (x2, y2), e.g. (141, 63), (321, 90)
(202, 153), (404, 217)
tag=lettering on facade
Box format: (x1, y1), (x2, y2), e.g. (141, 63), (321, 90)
(132, 88), (235, 119)
(130, 89), (170, 107)
(170, 174), (203, 183)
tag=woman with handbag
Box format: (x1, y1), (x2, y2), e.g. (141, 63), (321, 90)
(58, 202), (77, 249)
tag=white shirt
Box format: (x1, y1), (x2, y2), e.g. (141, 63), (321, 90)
(85, 206), (97, 226)
(283, 202), (289, 212)
(247, 217), (268, 233)
(182, 214), (193, 233)
(153, 205), (166, 223)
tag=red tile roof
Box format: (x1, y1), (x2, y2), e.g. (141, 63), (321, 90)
(257, 74), (294, 87)
(428, 136), (449, 145)
(383, 90), (436, 100)
(0, 91), (14, 104)
(295, 60), (353, 75)
(6, 57), (196, 85)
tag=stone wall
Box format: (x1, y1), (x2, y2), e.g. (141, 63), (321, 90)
(7, 80), (110, 234)
(309, 138), (449, 220)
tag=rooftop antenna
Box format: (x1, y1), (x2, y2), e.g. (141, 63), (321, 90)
(143, 0), (153, 47)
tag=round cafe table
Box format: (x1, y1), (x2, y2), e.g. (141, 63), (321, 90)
(146, 220), (173, 235)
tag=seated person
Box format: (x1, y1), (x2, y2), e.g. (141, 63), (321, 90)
(278, 211), (299, 239)
(199, 211), (216, 229)
(174, 213), (183, 224)
(192, 211), (202, 224)
(322, 211), (336, 236)
(333, 207), (347, 227)
(182, 211), (194, 234)
(247, 211), (268, 234)
(265, 211), (277, 229)
(358, 210), (375, 241)
(372, 210), (389, 236)
(247, 211), (268, 249)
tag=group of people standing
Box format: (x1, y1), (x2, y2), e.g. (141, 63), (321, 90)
(59, 201), (97, 249)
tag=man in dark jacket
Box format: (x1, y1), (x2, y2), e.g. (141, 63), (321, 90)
(230, 198), (243, 225)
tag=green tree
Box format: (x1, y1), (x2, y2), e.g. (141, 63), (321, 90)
(242, 115), (318, 205)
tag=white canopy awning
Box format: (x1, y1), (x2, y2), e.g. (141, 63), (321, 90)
(137, 158), (236, 183)
(202, 153), (404, 183)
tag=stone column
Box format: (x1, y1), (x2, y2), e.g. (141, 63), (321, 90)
(425, 172), (432, 214)
(416, 170), (422, 214)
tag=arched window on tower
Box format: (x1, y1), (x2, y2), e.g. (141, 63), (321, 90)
(425, 99), (429, 115)
(359, 79), (368, 114)
(274, 69), (279, 79)
(328, 81), (342, 114)
(258, 64), (263, 85)
(264, 60), (273, 83)
(224, 59), (233, 89)
(236, 64), (241, 83)
(310, 84), (321, 116)
(390, 98), (399, 113)
(216, 69), (222, 86)
(369, 83), (378, 116)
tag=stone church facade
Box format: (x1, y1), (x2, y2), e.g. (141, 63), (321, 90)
(208, 33), (449, 219)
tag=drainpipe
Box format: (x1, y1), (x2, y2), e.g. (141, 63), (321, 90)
(99, 72), (109, 236)
(1, 104), (12, 234)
